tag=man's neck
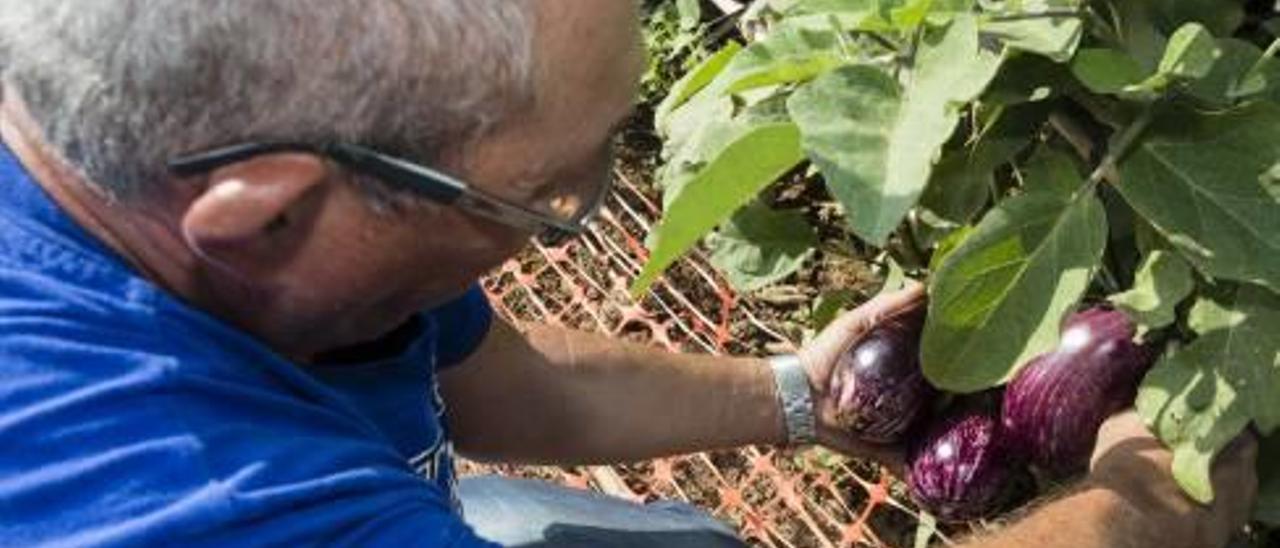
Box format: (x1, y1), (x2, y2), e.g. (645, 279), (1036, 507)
(0, 93), (232, 324)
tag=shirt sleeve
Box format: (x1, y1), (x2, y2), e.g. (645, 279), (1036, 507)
(431, 284), (494, 369)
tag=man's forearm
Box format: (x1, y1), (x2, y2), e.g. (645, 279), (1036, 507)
(962, 486), (1184, 548)
(440, 320), (788, 465)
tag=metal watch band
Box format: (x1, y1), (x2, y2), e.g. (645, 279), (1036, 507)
(768, 354), (817, 447)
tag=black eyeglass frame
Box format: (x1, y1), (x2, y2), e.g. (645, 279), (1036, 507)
(168, 142), (610, 246)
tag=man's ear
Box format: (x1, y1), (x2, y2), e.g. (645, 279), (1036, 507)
(180, 153), (330, 268)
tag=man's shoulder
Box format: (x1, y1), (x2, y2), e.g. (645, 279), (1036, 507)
(0, 276), (479, 545)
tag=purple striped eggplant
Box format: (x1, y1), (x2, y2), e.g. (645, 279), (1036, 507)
(1001, 307), (1156, 476)
(830, 305), (937, 444)
(907, 410), (1028, 521)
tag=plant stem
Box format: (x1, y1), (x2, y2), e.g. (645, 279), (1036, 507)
(1098, 260), (1122, 294)
(864, 31), (900, 54)
(894, 219), (928, 271)
(1085, 105), (1154, 190)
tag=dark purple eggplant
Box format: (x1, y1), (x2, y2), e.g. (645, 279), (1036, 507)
(830, 305), (937, 444)
(1001, 307), (1156, 476)
(907, 410), (1028, 522)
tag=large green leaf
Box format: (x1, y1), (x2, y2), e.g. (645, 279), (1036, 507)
(708, 201), (818, 293)
(983, 53), (1072, 106)
(632, 124), (806, 296)
(787, 16), (1002, 246)
(1151, 0), (1246, 38)
(1113, 0), (1168, 71)
(1137, 284), (1280, 503)
(1070, 48), (1148, 95)
(981, 9), (1083, 63)
(717, 26), (847, 95)
(1022, 147), (1084, 199)
(1122, 22), (1223, 96)
(1109, 250), (1195, 336)
(1185, 38), (1272, 107)
(1113, 103), (1280, 293)
(1157, 22), (1219, 81)
(922, 189), (1109, 393)
(657, 42), (744, 131)
(921, 103), (1047, 224)
(660, 93), (791, 204)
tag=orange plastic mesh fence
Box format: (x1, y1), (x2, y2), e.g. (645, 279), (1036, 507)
(460, 170), (946, 548)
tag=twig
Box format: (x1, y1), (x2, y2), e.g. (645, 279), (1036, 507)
(1084, 106), (1154, 189)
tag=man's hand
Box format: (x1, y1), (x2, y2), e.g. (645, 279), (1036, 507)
(796, 283), (926, 469)
(1086, 411), (1258, 548)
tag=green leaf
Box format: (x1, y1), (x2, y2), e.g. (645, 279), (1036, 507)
(787, 16), (1002, 245)
(982, 12), (1083, 63)
(1114, 103), (1280, 294)
(1157, 22), (1219, 81)
(660, 93), (792, 206)
(632, 124), (806, 296)
(922, 190), (1109, 392)
(708, 202), (819, 293)
(1071, 48), (1148, 95)
(657, 42), (744, 130)
(1137, 284), (1280, 503)
(718, 26), (846, 95)
(1113, 0), (1168, 71)
(928, 225), (975, 273)
(676, 0), (703, 30)
(1022, 147), (1085, 198)
(1109, 250), (1195, 336)
(983, 53), (1072, 105)
(1185, 39), (1271, 107)
(890, 0), (936, 30)
(1152, 0), (1246, 38)
(922, 103), (1047, 224)
(1108, 24), (1223, 98)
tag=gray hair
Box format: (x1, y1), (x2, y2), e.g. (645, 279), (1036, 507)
(0, 1), (536, 198)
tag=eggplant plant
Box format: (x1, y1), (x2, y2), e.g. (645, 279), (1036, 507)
(636, 0), (1280, 522)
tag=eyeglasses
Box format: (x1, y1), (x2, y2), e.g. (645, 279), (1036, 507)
(168, 142), (612, 246)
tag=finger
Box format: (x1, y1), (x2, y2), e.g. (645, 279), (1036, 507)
(1096, 410), (1151, 444)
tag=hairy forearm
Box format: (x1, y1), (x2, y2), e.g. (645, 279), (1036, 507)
(440, 320), (787, 465)
(962, 486), (1185, 548)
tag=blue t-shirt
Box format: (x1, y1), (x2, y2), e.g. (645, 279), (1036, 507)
(0, 143), (501, 547)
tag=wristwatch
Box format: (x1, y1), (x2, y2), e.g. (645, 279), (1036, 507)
(768, 354), (817, 447)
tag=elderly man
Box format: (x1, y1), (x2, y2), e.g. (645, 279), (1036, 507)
(0, 1), (1257, 547)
